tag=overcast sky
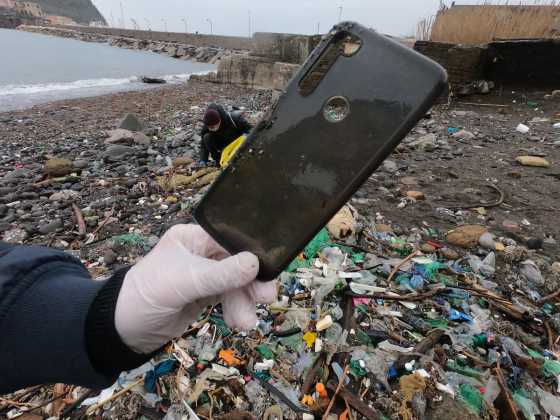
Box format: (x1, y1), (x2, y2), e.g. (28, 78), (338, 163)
(91, 0), (451, 37)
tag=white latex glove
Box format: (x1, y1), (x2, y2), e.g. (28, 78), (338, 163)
(115, 224), (277, 354)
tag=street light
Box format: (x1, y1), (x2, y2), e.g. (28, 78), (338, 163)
(248, 10), (252, 37)
(317, 22), (320, 34)
(181, 18), (188, 33)
(162, 18), (168, 32)
(338, 6), (343, 22)
(206, 18), (213, 34)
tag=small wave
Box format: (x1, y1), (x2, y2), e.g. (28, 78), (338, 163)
(0, 76), (139, 96)
(0, 70), (214, 97)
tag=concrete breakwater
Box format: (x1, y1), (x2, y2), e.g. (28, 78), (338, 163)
(18, 25), (241, 64)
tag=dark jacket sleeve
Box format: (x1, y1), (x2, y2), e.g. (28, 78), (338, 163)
(199, 125), (210, 162)
(0, 243), (152, 394)
(233, 113), (252, 135)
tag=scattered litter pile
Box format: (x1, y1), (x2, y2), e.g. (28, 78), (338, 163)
(4, 204), (560, 420)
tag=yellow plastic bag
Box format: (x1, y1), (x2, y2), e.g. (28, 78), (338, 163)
(220, 135), (246, 168)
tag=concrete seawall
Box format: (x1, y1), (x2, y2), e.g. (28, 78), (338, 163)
(50, 24), (255, 50)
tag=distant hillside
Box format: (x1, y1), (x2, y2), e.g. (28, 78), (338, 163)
(33, 0), (106, 24)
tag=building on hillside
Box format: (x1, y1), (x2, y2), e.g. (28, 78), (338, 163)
(14, 1), (44, 18)
(89, 20), (106, 27)
(0, 0), (15, 9)
(47, 14), (75, 25)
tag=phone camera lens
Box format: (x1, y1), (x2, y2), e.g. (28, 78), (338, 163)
(323, 96), (350, 123)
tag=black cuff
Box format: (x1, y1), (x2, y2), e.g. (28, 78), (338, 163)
(85, 267), (156, 378)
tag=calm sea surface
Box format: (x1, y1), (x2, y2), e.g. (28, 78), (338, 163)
(0, 28), (216, 112)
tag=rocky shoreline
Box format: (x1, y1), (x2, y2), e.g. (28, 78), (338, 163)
(18, 25), (243, 64)
(1, 79), (560, 418)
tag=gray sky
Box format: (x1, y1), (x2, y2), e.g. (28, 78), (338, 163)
(91, 0), (445, 37)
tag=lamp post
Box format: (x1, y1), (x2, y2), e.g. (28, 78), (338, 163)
(206, 18), (213, 34)
(248, 10), (252, 37)
(181, 18), (188, 33)
(317, 22), (320, 34)
(338, 6), (343, 22)
(162, 18), (168, 33)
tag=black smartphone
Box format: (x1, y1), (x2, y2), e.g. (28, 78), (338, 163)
(194, 22), (447, 280)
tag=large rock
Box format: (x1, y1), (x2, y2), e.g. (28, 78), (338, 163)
(104, 145), (137, 163)
(105, 129), (135, 145)
(446, 225), (488, 248)
(4, 168), (32, 180)
(44, 158), (74, 177)
(118, 113), (144, 132)
(409, 134), (437, 151)
(49, 190), (80, 202)
(132, 132), (151, 146)
(172, 156), (194, 168)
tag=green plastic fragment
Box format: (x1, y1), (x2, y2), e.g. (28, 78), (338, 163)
(349, 359), (368, 377)
(426, 318), (449, 329)
(542, 303), (553, 314)
(543, 359), (560, 378)
(286, 228), (331, 272)
(253, 370), (271, 382)
(356, 304), (369, 314)
(256, 344), (275, 360)
(352, 252), (365, 264)
(304, 228), (330, 259)
(279, 333), (305, 352)
(112, 233), (150, 249)
(355, 328), (372, 346)
(208, 316), (231, 337)
(513, 390), (540, 420)
(446, 360), (484, 379)
(527, 349), (544, 360)
(459, 384), (483, 415)
(472, 334), (487, 348)
(286, 257), (311, 273)
(527, 101), (538, 108)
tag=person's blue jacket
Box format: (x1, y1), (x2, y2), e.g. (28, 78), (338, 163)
(0, 242), (151, 394)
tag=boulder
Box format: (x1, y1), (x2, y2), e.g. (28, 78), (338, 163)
(44, 158), (74, 177)
(118, 113), (144, 132)
(49, 190), (80, 202)
(103, 145), (137, 163)
(132, 132), (151, 146)
(172, 156), (194, 168)
(105, 129), (135, 145)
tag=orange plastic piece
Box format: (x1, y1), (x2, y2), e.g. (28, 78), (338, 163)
(301, 394), (315, 406)
(218, 348), (242, 366)
(315, 382), (328, 399)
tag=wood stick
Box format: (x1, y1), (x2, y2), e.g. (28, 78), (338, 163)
(326, 382), (380, 419)
(387, 250), (421, 283)
(71, 202), (86, 236)
(495, 362), (520, 420)
(322, 365), (348, 420)
(537, 289), (560, 305)
(86, 377), (144, 415)
(394, 329), (445, 371)
(457, 102), (510, 108)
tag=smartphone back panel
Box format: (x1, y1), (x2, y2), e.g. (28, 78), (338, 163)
(195, 22), (447, 280)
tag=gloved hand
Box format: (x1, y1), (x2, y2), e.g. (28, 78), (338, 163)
(114, 224), (276, 354)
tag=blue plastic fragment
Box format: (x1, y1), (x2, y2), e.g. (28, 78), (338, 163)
(449, 308), (473, 323)
(448, 127), (460, 134)
(387, 364), (398, 379)
(144, 359), (178, 392)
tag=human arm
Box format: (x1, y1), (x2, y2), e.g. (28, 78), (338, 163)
(0, 226), (275, 393)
